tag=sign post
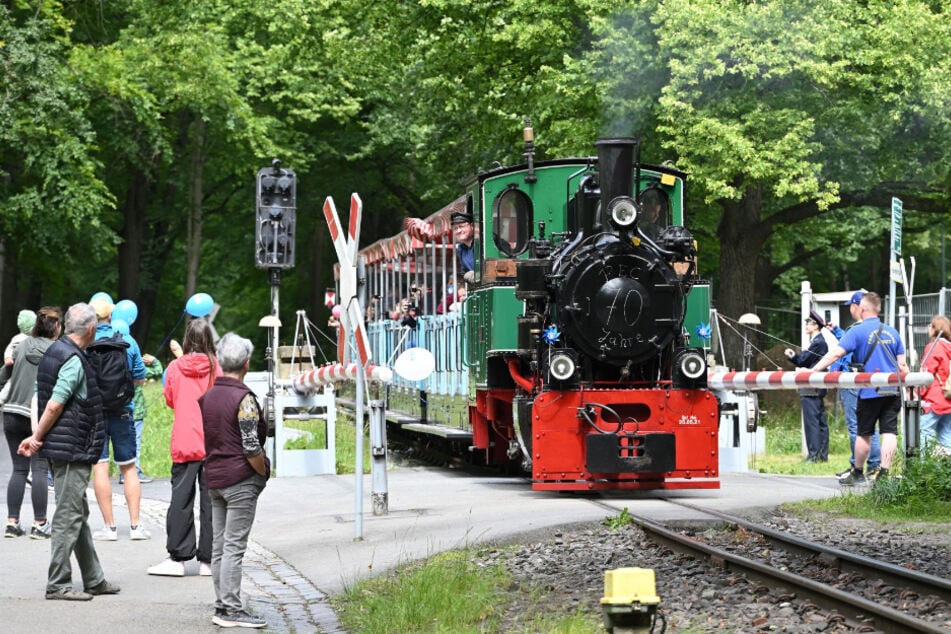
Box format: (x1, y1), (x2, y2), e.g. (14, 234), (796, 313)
(888, 197), (902, 327)
(323, 194), (389, 540)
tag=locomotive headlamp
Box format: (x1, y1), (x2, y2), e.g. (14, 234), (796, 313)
(608, 197), (638, 228)
(549, 352), (576, 381)
(672, 348), (708, 389)
(679, 351), (706, 379)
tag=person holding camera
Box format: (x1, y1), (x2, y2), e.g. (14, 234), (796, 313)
(785, 314), (829, 463)
(811, 292), (908, 486)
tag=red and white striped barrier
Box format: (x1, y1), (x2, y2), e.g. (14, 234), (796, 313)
(292, 363), (393, 394)
(708, 370), (933, 391)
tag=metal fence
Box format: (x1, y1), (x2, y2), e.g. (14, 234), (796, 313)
(905, 289), (951, 364)
(756, 287), (951, 368)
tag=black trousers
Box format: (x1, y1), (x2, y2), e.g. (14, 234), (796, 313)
(166, 460), (212, 563)
(801, 395), (829, 461)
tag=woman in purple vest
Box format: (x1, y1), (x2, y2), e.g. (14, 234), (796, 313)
(198, 332), (270, 629)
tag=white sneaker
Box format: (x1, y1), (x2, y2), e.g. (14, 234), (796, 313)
(130, 525), (151, 541)
(199, 562), (212, 577)
(147, 558), (185, 577)
(92, 526), (118, 541)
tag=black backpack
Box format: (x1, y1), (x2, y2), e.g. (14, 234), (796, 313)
(86, 333), (134, 413)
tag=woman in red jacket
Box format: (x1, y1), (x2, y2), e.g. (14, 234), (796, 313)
(919, 315), (951, 456)
(148, 319), (221, 577)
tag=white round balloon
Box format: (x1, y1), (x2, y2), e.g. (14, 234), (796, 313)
(393, 347), (436, 382)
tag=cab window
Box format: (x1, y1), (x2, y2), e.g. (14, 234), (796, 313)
(492, 188), (532, 256)
(638, 186), (670, 239)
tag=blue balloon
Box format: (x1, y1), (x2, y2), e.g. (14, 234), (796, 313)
(90, 291), (114, 306)
(111, 318), (130, 336)
(186, 292), (214, 317)
(113, 299), (138, 325)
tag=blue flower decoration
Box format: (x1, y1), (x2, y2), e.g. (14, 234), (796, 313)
(694, 322), (712, 341)
(542, 325), (561, 345)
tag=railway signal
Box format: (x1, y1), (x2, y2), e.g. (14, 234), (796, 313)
(255, 159), (297, 269)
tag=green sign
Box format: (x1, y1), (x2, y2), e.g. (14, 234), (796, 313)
(891, 197), (902, 255)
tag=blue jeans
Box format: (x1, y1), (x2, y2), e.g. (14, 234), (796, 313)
(919, 411), (951, 452)
(210, 473), (266, 612)
(840, 389), (880, 470)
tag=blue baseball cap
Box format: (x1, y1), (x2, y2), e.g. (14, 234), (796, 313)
(842, 290), (865, 306)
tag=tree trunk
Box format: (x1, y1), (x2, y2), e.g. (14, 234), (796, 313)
(118, 170), (149, 300)
(715, 184), (769, 369)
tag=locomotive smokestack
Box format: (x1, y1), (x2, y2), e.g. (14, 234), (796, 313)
(595, 138), (637, 217)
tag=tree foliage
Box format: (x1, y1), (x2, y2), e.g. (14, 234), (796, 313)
(0, 0), (948, 369)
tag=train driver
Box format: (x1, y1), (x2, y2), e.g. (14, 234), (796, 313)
(451, 212), (475, 275)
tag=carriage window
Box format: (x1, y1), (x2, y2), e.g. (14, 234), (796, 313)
(492, 188), (532, 256)
(638, 186), (670, 239)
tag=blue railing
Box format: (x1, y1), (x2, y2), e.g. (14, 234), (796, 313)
(365, 312), (468, 396)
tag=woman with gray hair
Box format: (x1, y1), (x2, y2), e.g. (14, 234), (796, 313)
(215, 332), (254, 373)
(198, 332), (270, 628)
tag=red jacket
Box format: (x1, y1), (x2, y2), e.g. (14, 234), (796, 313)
(921, 337), (951, 415)
(164, 353), (222, 463)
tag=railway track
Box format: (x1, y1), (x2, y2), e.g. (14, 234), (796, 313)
(586, 498), (951, 633)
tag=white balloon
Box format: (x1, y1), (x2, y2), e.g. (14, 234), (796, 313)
(393, 347), (435, 382)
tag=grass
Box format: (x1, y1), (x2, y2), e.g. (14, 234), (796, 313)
(336, 551), (509, 633)
(334, 550), (601, 634)
(751, 393), (854, 475)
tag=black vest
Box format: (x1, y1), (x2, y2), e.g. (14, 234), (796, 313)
(36, 336), (104, 464)
(199, 376), (269, 489)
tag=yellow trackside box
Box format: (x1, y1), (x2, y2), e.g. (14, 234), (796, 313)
(601, 568), (661, 632)
(600, 567), (660, 605)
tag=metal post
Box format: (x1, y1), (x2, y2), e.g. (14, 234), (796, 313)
(798, 281), (812, 458)
(353, 257), (369, 541)
(369, 398), (388, 515)
(267, 269), (281, 472)
(354, 353), (365, 541)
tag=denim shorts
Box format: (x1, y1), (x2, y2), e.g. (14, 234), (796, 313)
(99, 413), (137, 465)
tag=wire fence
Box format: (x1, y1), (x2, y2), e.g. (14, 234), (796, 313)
(753, 287), (951, 369)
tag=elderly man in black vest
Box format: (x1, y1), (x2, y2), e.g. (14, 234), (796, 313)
(18, 302), (120, 601)
(198, 332), (270, 629)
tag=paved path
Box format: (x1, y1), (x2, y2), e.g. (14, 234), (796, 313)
(1, 448), (842, 633)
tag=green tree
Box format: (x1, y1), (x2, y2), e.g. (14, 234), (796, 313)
(0, 6), (114, 327)
(585, 0), (950, 362)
